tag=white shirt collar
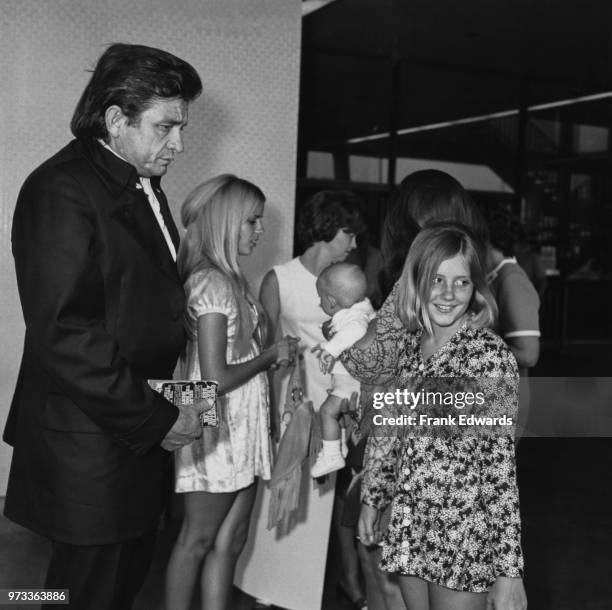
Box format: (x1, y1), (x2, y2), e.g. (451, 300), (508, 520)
(98, 139), (144, 189)
(98, 138), (128, 163)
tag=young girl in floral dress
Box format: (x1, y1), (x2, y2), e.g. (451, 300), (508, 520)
(359, 223), (526, 610)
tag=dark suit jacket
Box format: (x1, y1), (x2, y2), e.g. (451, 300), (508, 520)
(3, 139), (185, 545)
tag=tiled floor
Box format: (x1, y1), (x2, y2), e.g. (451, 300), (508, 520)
(1, 344), (611, 609)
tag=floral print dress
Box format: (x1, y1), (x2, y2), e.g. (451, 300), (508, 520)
(361, 321), (524, 593)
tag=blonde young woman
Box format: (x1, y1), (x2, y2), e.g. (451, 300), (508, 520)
(164, 175), (298, 610)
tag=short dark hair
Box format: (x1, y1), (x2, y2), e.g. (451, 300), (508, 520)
(297, 190), (365, 250)
(71, 43), (202, 140)
(483, 203), (523, 256)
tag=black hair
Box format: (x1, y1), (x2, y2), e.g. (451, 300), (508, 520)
(483, 204), (523, 256)
(297, 190), (365, 250)
(71, 43), (202, 140)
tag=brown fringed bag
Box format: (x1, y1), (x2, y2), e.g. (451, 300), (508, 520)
(267, 361), (321, 530)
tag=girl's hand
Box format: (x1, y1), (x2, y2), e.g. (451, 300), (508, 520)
(272, 335), (300, 368)
(357, 503), (381, 547)
(486, 577), (527, 610)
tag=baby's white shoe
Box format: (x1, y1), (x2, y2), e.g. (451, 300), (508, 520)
(311, 444), (345, 478)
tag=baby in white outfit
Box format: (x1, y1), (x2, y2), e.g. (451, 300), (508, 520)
(311, 262), (375, 478)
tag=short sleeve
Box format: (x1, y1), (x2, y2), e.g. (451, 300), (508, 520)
(186, 268), (236, 320)
(495, 266), (540, 339)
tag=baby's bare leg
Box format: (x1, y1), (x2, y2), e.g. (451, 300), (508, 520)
(320, 394), (343, 441)
(312, 394), (347, 478)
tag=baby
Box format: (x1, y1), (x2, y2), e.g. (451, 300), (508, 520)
(311, 262), (375, 478)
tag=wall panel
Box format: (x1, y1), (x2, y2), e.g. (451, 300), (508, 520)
(0, 0), (302, 494)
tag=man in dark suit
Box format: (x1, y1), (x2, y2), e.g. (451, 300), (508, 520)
(3, 44), (206, 610)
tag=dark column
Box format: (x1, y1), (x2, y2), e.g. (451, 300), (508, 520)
(514, 76), (530, 215)
(558, 119), (573, 275)
(333, 149), (350, 181)
(387, 52), (401, 188)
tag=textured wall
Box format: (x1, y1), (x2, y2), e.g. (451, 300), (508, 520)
(0, 0), (302, 494)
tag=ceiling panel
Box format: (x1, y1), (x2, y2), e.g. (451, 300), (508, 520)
(300, 0), (612, 154)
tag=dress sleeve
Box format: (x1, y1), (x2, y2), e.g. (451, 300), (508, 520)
(476, 332), (524, 578)
(341, 282), (404, 385)
(186, 269), (235, 319)
(480, 435), (524, 578)
(360, 329), (404, 511)
(360, 432), (401, 510)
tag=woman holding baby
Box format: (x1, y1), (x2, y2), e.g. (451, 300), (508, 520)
(234, 190), (365, 610)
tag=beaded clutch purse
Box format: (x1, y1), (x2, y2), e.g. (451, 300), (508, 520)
(148, 379), (219, 427)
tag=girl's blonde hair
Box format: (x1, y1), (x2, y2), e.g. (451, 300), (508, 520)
(177, 174), (267, 357)
(396, 222), (497, 334)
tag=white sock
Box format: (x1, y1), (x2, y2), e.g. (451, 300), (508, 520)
(320, 439), (342, 457)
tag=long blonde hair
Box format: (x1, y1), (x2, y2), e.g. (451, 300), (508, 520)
(396, 222), (497, 334)
(177, 174), (267, 357)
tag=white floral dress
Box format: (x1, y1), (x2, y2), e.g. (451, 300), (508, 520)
(174, 268), (272, 493)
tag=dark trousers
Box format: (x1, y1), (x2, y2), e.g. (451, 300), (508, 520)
(43, 530), (157, 610)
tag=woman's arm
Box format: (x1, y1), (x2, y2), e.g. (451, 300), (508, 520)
(260, 270), (284, 440)
(496, 267), (541, 370)
(260, 270), (281, 347)
(341, 282), (404, 385)
(505, 334), (540, 369)
(197, 313), (281, 396)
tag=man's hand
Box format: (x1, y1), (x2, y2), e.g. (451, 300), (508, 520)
(161, 400), (209, 451)
(486, 576), (527, 610)
(194, 397), (215, 414)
